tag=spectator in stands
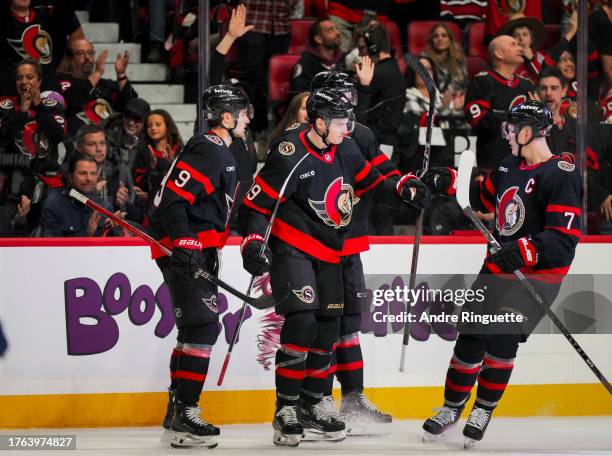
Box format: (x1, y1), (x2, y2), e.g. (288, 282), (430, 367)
(132, 109), (182, 217)
(74, 123), (140, 221)
(464, 35), (533, 171)
(105, 98), (150, 169)
(0, 58), (67, 215)
(237, 0), (297, 134)
(354, 23), (404, 157)
(396, 56), (455, 172)
(423, 23), (468, 104)
(589, 0), (612, 76)
(290, 19), (344, 97)
(0, 0), (84, 93)
(537, 67), (611, 228)
(0, 169), (30, 236)
(58, 38), (138, 137)
(327, 0), (393, 53)
(39, 153), (124, 236)
(267, 91), (309, 150)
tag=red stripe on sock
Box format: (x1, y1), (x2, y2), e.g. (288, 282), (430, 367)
(477, 377), (508, 391)
(276, 367), (305, 380)
(335, 360), (363, 372)
(446, 378), (474, 393)
(171, 370), (206, 382)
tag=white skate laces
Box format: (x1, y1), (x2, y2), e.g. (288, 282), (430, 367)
(466, 407), (490, 430)
(357, 393), (379, 413)
(319, 396), (339, 418)
(430, 406), (460, 427)
(185, 406), (209, 427)
(277, 405), (299, 425)
(313, 400), (337, 422)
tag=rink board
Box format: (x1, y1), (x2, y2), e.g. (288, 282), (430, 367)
(0, 236), (611, 428)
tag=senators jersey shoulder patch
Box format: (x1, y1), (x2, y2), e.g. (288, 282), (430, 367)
(0, 99), (14, 110)
(285, 122), (301, 131)
(42, 98), (57, 107)
(204, 134), (224, 146)
(278, 141), (296, 156)
(558, 160), (575, 172)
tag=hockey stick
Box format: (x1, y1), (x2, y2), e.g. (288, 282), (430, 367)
(69, 189), (275, 311)
(456, 150), (612, 395)
(399, 55), (437, 372)
(217, 151), (311, 385)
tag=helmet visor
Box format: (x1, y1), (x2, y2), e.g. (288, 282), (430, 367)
(328, 113), (355, 134)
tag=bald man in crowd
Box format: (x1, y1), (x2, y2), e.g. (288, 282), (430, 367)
(464, 35), (535, 170)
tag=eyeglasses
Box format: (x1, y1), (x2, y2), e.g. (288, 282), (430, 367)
(73, 50), (95, 57)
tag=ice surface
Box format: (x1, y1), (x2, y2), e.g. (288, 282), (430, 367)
(1, 416), (610, 456)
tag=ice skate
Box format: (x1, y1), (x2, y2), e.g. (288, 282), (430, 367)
(273, 403), (304, 447)
(339, 391), (392, 436)
(160, 388), (176, 444)
(422, 405), (464, 442)
(170, 401), (220, 448)
(463, 405), (493, 449)
(299, 398), (346, 442)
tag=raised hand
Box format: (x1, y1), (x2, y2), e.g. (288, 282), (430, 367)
(227, 4), (254, 39)
(115, 50), (129, 76)
(356, 55), (374, 87)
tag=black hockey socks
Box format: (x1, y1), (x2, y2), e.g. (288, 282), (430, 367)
(175, 323), (219, 405)
(301, 316), (340, 404)
(443, 335), (485, 407)
(335, 331), (364, 395)
(276, 312), (317, 406)
(475, 352), (516, 408)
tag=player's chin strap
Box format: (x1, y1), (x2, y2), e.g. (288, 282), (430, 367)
(314, 120), (331, 147)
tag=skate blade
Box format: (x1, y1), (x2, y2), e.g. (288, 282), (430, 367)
(170, 432), (218, 448)
(160, 428), (173, 444)
(302, 428), (346, 442)
(464, 437), (477, 449)
(273, 430), (302, 447)
(422, 431), (442, 443)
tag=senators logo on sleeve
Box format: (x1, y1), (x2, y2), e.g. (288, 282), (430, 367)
(15, 121), (50, 159)
(76, 98), (113, 125)
(308, 177), (359, 228)
(7, 24), (53, 64)
(497, 186), (526, 236)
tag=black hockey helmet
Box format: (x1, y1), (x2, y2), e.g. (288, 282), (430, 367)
(201, 84), (252, 123)
(306, 88), (354, 124)
(311, 71), (357, 106)
(503, 100), (553, 140)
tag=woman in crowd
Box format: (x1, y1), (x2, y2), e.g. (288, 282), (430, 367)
(423, 23), (468, 110)
(132, 109), (182, 218)
(265, 91), (309, 152)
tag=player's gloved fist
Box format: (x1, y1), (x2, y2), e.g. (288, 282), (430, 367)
(422, 167), (457, 196)
(489, 237), (538, 273)
(170, 238), (204, 277)
(241, 234), (272, 276)
(397, 173), (432, 211)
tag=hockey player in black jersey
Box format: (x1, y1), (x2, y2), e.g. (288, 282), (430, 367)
(150, 84), (250, 448)
(238, 87), (430, 447)
(422, 100), (581, 447)
(310, 71), (415, 435)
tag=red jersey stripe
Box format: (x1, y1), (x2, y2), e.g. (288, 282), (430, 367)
(547, 205), (582, 215)
(167, 180), (195, 204)
(176, 161), (215, 194)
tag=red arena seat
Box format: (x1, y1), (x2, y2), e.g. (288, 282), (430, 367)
(467, 56), (488, 79)
(467, 22), (487, 59)
(268, 54), (301, 103)
(288, 19), (316, 55)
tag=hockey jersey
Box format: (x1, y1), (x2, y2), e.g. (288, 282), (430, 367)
(57, 73), (138, 136)
(0, 94), (66, 187)
(239, 128), (404, 263)
(148, 133), (237, 259)
(465, 70), (534, 170)
(477, 154), (582, 283)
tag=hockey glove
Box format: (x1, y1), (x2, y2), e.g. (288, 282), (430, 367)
(241, 234), (272, 276)
(170, 238), (204, 277)
(397, 173), (432, 211)
(489, 237), (538, 273)
(422, 167), (457, 196)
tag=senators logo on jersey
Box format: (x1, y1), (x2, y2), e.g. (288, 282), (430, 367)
(76, 98), (113, 125)
(309, 177), (359, 228)
(14, 121), (50, 159)
(497, 186), (526, 236)
(7, 24), (53, 64)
